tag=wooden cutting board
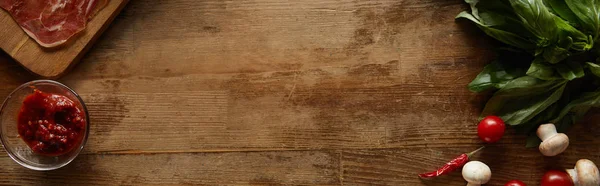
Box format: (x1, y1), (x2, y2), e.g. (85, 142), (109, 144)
(0, 0), (129, 78)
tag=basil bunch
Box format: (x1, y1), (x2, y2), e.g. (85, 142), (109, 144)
(458, 0), (600, 146)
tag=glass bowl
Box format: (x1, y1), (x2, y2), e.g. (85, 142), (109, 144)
(0, 80), (89, 170)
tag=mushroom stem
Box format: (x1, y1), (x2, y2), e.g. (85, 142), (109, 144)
(466, 183), (481, 186)
(536, 123), (569, 156)
(566, 159), (600, 186)
(566, 168), (578, 185)
(537, 123), (558, 141)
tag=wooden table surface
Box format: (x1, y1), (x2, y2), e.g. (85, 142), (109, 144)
(0, 0), (599, 185)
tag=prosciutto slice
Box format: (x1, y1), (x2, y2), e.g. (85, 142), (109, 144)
(0, 0), (108, 48)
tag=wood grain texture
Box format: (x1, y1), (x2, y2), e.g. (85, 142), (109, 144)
(0, 0), (129, 78)
(0, 0), (598, 185)
(0, 150), (341, 185)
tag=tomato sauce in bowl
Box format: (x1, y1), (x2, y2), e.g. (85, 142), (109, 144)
(17, 89), (86, 156)
(0, 80), (89, 170)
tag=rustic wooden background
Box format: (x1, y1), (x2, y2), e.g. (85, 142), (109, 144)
(0, 0), (599, 185)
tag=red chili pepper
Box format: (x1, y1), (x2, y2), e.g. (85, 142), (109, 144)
(418, 146), (485, 178)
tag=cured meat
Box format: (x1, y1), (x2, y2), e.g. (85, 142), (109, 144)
(0, 0), (108, 48)
(87, 0), (107, 19)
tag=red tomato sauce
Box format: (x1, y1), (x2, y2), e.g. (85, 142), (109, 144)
(17, 89), (86, 156)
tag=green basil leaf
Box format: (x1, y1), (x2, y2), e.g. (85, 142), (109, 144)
(565, 0), (600, 40)
(551, 90), (600, 125)
(458, 0), (538, 49)
(507, 0), (592, 55)
(481, 76), (568, 125)
(466, 0), (520, 22)
(556, 61), (585, 80)
(475, 1), (539, 38)
(457, 12), (536, 50)
(514, 101), (562, 134)
(543, 36), (573, 64)
(544, 0), (581, 27)
(514, 82), (575, 137)
(554, 17), (594, 51)
(468, 61), (526, 92)
(509, 0), (558, 47)
(555, 116), (576, 134)
(586, 62), (600, 77)
(543, 45), (571, 64)
(525, 135), (542, 148)
(528, 57), (585, 81)
(527, 58), (560, 80)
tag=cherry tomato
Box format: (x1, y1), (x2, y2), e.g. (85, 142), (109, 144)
(505, 180), (526, 186)
(477, 116), (506, 143)
(541, 170), (574, 186)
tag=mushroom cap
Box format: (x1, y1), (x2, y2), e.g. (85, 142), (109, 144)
(574, 159), (599, 186)
(539, 133), (569, 156)
(462, 161), (491, 184)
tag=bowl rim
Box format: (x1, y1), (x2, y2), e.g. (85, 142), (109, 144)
(0, 79), (90, 171)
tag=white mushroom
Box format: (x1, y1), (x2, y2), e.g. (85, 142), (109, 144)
(537, 123), (569, 156)
(462, 161), (491, 186)
(566, 159), (600, 186)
